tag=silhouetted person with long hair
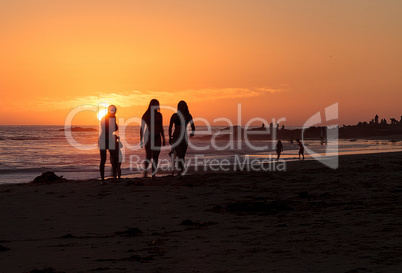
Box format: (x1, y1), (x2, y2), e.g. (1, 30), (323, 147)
(296, 138), (304, 160)
(140, 99), (166, 179)
(276, 140), (283, 160)
(169, 101), (195, 176)
(99, 105), (119, 184)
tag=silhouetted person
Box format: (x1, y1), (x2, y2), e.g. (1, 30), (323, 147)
(390, 118), (398, 124)
(99, 105), (119, 184)
(375, 114), (379, 124)
(276, 140), (283, 160)
(140, 99), (166, 179)
(110, 135), (122, 179)
(281, 124), (285, 130)
(296, 138), (304, 160)
(169, 101), (195, 176)
(262, 123), (265, 128)
(320, 129), (326, 145)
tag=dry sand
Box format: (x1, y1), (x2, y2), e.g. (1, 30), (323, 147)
(1, 152), (402, 272)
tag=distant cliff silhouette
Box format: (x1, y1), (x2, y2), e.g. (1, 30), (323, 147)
(195, 115), (402, 141)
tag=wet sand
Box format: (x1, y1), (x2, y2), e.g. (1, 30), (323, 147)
(1, 152), (402, 272)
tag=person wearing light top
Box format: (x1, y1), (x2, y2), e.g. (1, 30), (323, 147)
(99, 105), (118, 183)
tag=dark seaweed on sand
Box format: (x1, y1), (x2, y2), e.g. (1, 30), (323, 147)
(225, 200), (293, 215)
(96, 254), (153, 263)
(115, 227), (143, 237)
(0, 244), (10, 251)
(89, 267), (111, 271)
(180, 219), (217, 228)
(121, 254), (154, 262)
(59, 233), (74, 239)
(30, 172), (67, 184)
(26, 267), (65, 273)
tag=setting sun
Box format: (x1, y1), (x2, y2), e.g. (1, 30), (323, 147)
(97, 109), (108, 121)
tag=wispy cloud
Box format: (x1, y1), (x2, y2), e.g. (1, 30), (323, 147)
(5, 87), (286, 111)
(51, 87), (285, 109)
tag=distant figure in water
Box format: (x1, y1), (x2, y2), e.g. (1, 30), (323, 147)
(375, 114), (379, 124)
(320, 129), (326, 145)
(275, 140), (283, 160)
(140, 99), (166, 179)
(99, 105), (119, 184)
(169, 101), (195, 177)
(296, 138), (304, 160)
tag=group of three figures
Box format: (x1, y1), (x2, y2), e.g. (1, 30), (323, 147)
(99, 99), (195, 183)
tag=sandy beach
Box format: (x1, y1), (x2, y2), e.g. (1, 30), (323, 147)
(2, 0), (401, 272)
(0, 152), (401, 272)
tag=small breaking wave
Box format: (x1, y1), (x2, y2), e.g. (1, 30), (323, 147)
(0, 165), (100, 174)
(8, 137), (42, 141)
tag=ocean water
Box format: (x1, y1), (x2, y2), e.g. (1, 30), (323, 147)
(1, 125), (401, 184)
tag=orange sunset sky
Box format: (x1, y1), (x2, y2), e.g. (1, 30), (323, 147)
(0, 0), (401, 126)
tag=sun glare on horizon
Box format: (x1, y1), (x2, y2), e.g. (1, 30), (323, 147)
(97, 109), (108, 121)
(97, 103), (110, 121)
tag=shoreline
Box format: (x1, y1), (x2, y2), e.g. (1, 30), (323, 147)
(2, 148), (402, 186)
(1, 151), (402, 272)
